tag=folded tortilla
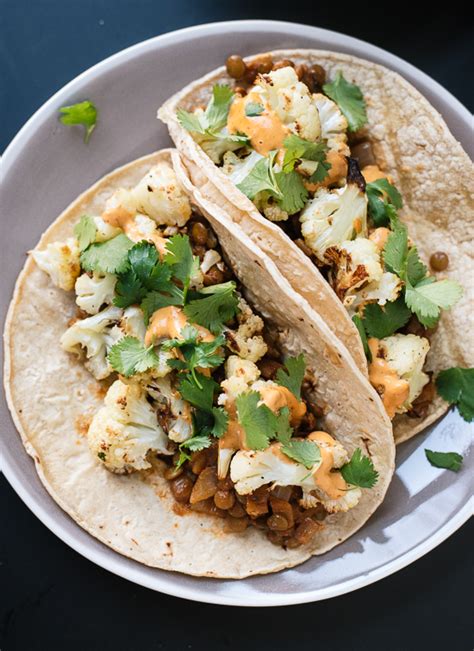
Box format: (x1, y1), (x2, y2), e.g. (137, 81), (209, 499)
(4, 149), (394, 578)
(159, 50), (474, 444)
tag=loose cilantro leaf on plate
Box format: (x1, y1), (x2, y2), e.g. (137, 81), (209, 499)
(245, 102), (264, 117)
(366, 178), (403, 227)
(352, 314), (372, 361)
(281, 439), (321, 469)
(274, 170), (309, 215)
(107, 336), (158, 377)
(425, 449), (463, 472)
(184, 281), (239, 334)
(276, 354), (306, 399)
(404, 277), (463, 327)
(323, 72), (367, 132)
(435, 367), (474, 422)
(59, 100), (97, 143)
(236, 151), (282, 201)
(362, 297), (411, 339)
(340, 449), (378, 488)
(80, 233), (134, 274)
(74, 215), (97, 251)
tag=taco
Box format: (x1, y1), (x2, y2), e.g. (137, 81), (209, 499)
(4, 149), (394, 578)
(159, 50), (474, 443)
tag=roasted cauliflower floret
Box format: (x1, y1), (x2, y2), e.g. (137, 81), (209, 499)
(257, 67), (321, 141)
(379, 334), (430, 410)
(75, 272), (117, 315)
(345, 272), (402, 313)
(230, 440), (361, 513)
(92, 215), (121, 242)
(32, 238), (81, 291)
(220, 355), (261, 401)
(120, 306), (147, 341)
(299, 183), (368, 262)
(132, 162), (192, 227)
(146, 376), (193, 443)
(327, 238), (383, 300)
(60, 305), (123, 379)
(312, 93), (350, 155)
(88, 379), (170, 473)
(225, 298), (268, 362)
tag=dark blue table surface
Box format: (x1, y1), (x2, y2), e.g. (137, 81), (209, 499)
(1, 2), (472, 650)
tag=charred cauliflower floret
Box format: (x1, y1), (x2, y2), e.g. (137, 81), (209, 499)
(379, 334), (430, 411)
(75, 272), (117, 315)
(146, 376), (193, 443)
(327, 238), (383, 301)
(132, 162), (192, 227)
(257, 67), (321, 141)
(225, 298), (268, 362)
(299, 183), (368, 262)
(345, 273), (402, 313)
(88, 379), (170, 473)
(312, 93), (349, 156)
(60, 305), (123, 379)
(32, 238), (81, 291)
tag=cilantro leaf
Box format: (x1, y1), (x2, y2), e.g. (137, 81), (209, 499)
(352, 314), (372, 361)
(274, 170), (309, 215)
(181, 435), (213, 453)
(236, 151), (282, 201)
(281, 439), (321, 469)
(405, 278), (463, 327)
(362, 297), (411, 339)
(107, 336), (158, 377)
(436, 367), (474, 422)
(405, 246), (427, 286)
(308, 160), (332, 184)
(74, 215), (97, 251)
(114, 268), (148, 308)
(340, 449), (378, 488)
(80, 233), (134, 274)
(245, 102), (264, 117)
(323, 72), (367, 132)
(383, 225), (408, 277)
(140, 287), (184, 323)
(276, 354), (306, 399)
(425, 449), (463, 472)
(366, 179), (403, 227)
(177, 85), (236, 135)
(235, 391), (276, 450)
(127, 242), (158, 285)
(184, 281), (239, 334)
(282, 134), (328, 174)
(164, 329), (225, 387)
(272, 407), (293, 445)
(211, 407), (229, 438)
(178, 371), (220, 412)
(59, 100), (97, 143)
(164, 234), (198, 302)
(176, 109), (205, 134)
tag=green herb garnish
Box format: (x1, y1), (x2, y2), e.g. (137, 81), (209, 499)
(435, 368), (474, 422)
(280, 439), (321, 469)
(340, 449), (378, 488)
(59, 100), (97, 143)
(107, 336), (159, 377)
(323, 72), (368, 132)
(425, 449), (463, 472)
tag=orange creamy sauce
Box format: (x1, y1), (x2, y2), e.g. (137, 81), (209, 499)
(368, 338), (409, 418)
(362, 165), (392, 185)
(369, 227), (391, 250)
(145, 306), (214, 346)
(307, 431), (347, 499)
(227, 93), (287, 156)
(259, 385), (306, 427)
(102, 206), (168, 255)
(304, 150), (348, 192)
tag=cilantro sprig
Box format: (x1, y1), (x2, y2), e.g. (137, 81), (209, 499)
(361, 297), (411, 340)
(366, 178), (403, 228)
(435, 367), (474, 422)
(425, 449), (463, 472)
(323, 72), (368, 132)
(80, 233), (134, 274)
(282, 134), (330, 182)
(107, 336), (159, 377)
(382, 220), (462, 327)
(280, 439), (321, 469)
(236, 150), (282, 201)
(235, 391), (293, 450)
(340, 449), (378, 488)
(184, 282), (239, 334)
(275, 354), (306, 399)
(59, 100), (97, 143)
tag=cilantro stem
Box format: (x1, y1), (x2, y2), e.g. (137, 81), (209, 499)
(191, 367), (203, 389)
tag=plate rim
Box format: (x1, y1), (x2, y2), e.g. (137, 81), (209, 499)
(1, 19), (471, 606)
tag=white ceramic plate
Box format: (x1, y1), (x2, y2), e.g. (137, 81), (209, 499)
(1, 20), (472, 606)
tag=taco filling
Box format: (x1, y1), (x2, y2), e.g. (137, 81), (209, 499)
(174, 54), (463, 422)
(31, 158), (378, 549)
